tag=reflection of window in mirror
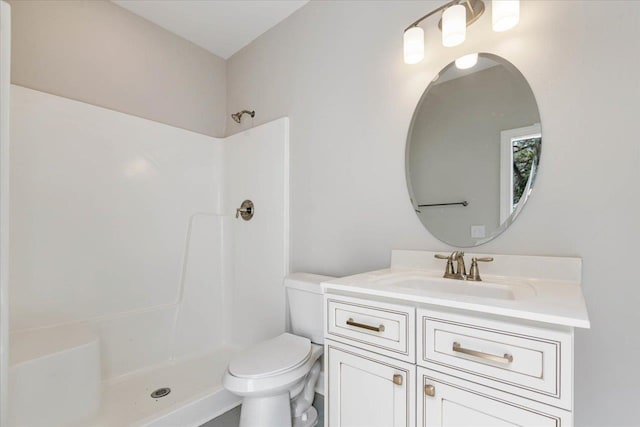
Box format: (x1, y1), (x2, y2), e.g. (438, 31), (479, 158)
(500, 124), (541, 224)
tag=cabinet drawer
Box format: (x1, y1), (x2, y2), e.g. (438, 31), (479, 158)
(418, 308), (572, 409)
(325, 295), (415, 362)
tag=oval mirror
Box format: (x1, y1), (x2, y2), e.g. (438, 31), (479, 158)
(406, 53), (541, 247)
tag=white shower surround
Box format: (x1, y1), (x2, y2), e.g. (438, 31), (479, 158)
(8, 85), (289, 426)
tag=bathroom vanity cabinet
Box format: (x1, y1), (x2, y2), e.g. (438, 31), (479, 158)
(322, 250), (589, 427)
(325, 295), (416, 427)
(324, 295), (572, 426)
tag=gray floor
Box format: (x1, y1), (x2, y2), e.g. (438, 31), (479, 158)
(201, 394), (324, 427)
(200, 405), (241, 427)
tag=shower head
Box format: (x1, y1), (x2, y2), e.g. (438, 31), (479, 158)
(231, 110), (255, 123)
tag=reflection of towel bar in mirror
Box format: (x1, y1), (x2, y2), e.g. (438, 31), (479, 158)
(418, 201), (468, 207)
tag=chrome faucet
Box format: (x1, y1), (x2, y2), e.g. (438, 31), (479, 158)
(435, 251), (466, 280)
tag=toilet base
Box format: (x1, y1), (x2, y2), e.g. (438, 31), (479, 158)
(293, 406), (318, 427)
(239, 393), (292, 427)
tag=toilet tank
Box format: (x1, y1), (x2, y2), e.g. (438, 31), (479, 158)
(285, 273), (334, 345)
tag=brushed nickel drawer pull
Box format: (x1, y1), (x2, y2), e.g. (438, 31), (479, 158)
(452, 342), (513, 364)
(392, 374), (403, 385)
(346, 318), (385, 332)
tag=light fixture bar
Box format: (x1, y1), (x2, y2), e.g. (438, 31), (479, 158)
(404, 0), (460, 32)
(404, 0), (486, 32)
(403, 0), (486, 63)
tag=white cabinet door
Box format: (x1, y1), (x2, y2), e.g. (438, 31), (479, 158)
(327, 341), (415, 427)
(418, 368), (566, 427)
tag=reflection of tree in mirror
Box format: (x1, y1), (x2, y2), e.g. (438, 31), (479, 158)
(512, 137), (541, 207)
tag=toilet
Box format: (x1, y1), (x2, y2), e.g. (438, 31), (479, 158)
(223, 273), (333, 427)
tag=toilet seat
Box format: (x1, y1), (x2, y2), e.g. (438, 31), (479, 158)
(229, 333), (311, 379)
(223, 337), (323, 398)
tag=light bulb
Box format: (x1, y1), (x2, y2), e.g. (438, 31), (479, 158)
(442, 4), (466, 47)
(403, 26), (424, 64)
(455, 53), (478, 69)
(492, 0), (520, 32)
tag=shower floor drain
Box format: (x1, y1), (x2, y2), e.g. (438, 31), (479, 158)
(150, 387), (171, 399)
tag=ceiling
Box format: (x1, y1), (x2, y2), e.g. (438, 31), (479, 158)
(112, 0), (309, 59)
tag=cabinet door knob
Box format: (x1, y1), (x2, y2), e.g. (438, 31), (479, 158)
(424, 384), (436, 397)
(392, 374), (403, 385)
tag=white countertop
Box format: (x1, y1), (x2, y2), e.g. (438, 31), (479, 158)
(321, 250), (590, 329)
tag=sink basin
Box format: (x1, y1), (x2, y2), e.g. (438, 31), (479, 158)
(372, 273), (536, 301)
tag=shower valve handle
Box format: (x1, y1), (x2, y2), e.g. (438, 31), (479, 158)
(235, 207), (251, 218)
(236, 200), (254, 220)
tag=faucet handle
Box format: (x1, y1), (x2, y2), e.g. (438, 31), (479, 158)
(467, 257), (494, 281)
(434, 254), (456, 279)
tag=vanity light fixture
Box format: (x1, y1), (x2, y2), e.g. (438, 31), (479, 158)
(403, 26), (425, 64)
(403, 0), (520, 64)
(442, 4), (467, 47)
(492, 0), (520, 32)
(455, 52), (479, 69)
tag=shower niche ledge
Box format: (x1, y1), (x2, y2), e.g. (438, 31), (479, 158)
(322, 250), (590, 427)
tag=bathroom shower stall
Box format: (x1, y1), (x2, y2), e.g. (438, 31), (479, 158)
(5, 85), (289, 426)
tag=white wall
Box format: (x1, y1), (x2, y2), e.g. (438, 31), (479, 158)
(7, 0), (227, 137)
(226, 1), (640, 425)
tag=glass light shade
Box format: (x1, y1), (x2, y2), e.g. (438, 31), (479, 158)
(442, 4), (466, 47)
(492, 0), (520, 32)
(455, 53), (478, 69)
(404, 26), (424, 64)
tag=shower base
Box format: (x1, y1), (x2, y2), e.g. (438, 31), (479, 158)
(82, 346), (240, 427)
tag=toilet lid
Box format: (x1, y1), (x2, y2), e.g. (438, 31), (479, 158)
(229, 333), (311, 379)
